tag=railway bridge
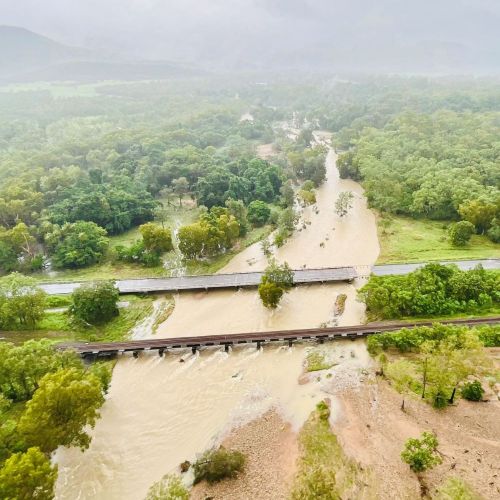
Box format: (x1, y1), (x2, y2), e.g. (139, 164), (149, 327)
(59, 316), (500, 359)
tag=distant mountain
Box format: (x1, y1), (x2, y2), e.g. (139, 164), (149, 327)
(0, 26), (200, 83)
(0, 26), (87, 79)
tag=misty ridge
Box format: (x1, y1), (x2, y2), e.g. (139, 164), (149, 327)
(1, 0), (500, 82)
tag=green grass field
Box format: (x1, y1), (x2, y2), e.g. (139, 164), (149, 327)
(1, 295), (154, 344)
(377, 215), (499, 264)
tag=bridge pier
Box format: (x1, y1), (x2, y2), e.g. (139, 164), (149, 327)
(224, 344), (230, 353)
(133, 351), (140, 358)
(288, 339), (293, 347)
(256, 341), (262, 350)
(318, 337), (324, 344)
(191, 346), (197, 355)
(158, 348), (165, 357)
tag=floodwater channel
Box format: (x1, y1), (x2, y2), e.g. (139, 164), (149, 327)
(55, 136), (380, 499)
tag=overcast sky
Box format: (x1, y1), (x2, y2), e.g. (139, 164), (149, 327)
(3, 0), (500, 71)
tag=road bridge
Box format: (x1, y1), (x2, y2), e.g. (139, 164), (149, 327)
(39, 259), (499, 296)
(40, 266), (357, 295)
(59, 316), (499, 359)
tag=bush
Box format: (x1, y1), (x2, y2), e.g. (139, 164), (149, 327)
(69, 281), (119, 325)
(448, 221), (475, 246)
(435, 477), (481, 500)
(431, 389), (448, 409)
(115, 240), (161, 267)
(401, 431), (441, 473)
(145, 473), (189, 500)
(193, 447), (245, 484)
(461, 380), (484, 401)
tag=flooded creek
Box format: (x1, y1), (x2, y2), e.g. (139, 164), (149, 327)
(55, 139), (380, 499)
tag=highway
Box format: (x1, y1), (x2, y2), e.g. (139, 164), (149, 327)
(39, 258), (499, 295)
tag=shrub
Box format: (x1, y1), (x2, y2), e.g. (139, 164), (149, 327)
(115, 240), (162, 267)
(461, 381), (484, 401)
(435, 477), (481, 500)
(401, 431), (441, 473)
(431, 389), (448, 409)
(69, 281), (119, 325)
(193, 447), (245, 484)
(145, 473), (189, 500)
(448, 221), (475, 246)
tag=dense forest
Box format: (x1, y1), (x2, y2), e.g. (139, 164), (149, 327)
(0, 76), (499, 276)
(0, 79), (329, 273)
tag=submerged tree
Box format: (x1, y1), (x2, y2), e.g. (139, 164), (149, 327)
(334, 191), (354, 218)
(258, 260), (294, 309)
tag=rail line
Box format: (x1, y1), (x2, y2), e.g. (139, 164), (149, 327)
(60, 316), (500, 358)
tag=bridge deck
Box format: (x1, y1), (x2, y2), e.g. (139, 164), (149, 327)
(60, 316), (499, 357)
(40, 267), (357, 295)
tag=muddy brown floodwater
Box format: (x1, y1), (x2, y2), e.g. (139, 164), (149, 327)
(55, 136), (380, 499)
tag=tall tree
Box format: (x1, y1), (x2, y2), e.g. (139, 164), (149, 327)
(0, 447), (57, 500)
(0, 273), (46, 329)
(172, 177), (190, 207)
(139, 223), (173, 254)
(69, 281), (120, 325)
(19, 368), (105, 453)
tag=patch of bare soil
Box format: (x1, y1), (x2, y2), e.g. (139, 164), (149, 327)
(334, 375), (500, 499)
(190, 410), (297, 500)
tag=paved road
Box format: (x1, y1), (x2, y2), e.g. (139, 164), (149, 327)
(39, 259), (499, 295)
(371, 258), (499, 276)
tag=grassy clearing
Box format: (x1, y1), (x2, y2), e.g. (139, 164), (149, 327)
(291, 401), (375, 499)
(377, 214), (499, 264)
(365, 304), (500, 325)
(31, 202), (201, 283)
(0, 295), (154, 344)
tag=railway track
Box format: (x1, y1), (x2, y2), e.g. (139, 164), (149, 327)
(60, 316), (500, 358)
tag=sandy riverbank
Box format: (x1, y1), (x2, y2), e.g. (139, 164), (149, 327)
(190, 410), (298, 500)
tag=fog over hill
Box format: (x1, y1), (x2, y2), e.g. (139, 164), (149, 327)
(2, 0), (500, 75)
